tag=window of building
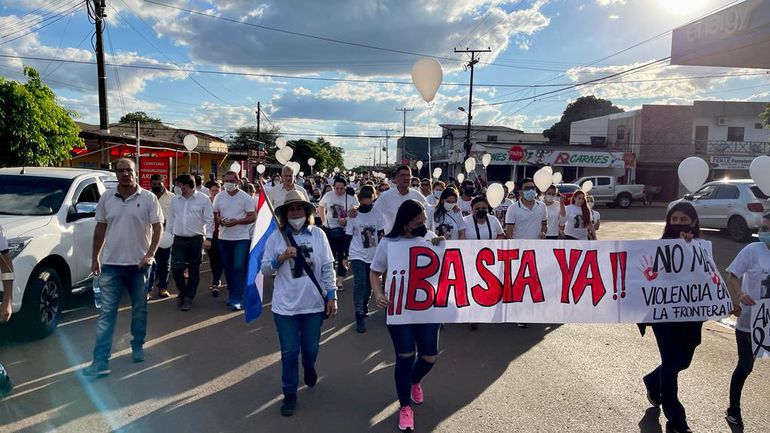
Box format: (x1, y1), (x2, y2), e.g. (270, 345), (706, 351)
(487, 135), (498, 142)
(727, 126), (745, 141)
(616, 125), (625, 141)
(756, 123), (765, 129)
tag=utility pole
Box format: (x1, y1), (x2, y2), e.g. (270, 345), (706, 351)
(93, 0), (109, 132)
(256, 102), (261, 142)
(454, 47), (491, 160)
(395, 107), (413, 165)
(381, 128), (394, 167)
(135, 121), (140, 176)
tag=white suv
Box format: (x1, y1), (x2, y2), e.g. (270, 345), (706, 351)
(0, 167), (115, 339)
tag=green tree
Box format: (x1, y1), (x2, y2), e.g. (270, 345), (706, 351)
(0, 67), (84, 167)
(118, 111), (162, 124)
(543, 95), (624, 144)
(228, 125), (280, 164)
(761, 103), (770, 128)
(288, 137), (345, 174)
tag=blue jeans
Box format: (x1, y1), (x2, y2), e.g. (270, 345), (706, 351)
(350, 259), (371, 317)
(93, 265), (151, 363)
(273, 312), (324, 396)
(218, 239), (250, 305)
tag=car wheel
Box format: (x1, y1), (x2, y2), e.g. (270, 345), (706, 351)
(728, 216), (751, 242)
(16, 267), (63, 340)
(616, 193), (632, 209)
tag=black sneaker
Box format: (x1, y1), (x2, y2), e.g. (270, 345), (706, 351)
(280, 394), (297, 416)
(180, 300), (192, 311)
(725, 407), (744, 427)
(666, 421), (693, 433)
(211, 287), (220, 297)
(304, 368), (318, 388)
(80, 362), (111, 378)
(356, 315), (366, 333)
(643, 377), (662, 407)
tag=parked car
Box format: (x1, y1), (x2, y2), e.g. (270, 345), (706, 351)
(575, 176), (645, 208)
(554, 183), (580, 204)
(667, 179), (769, 242)
(0, 167), (116, 339)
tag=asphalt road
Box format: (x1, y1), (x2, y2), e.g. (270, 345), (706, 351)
(1, 205), (767, 433)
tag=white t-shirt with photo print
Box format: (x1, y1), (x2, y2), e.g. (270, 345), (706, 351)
(346, 208), (385, 263)
(319, 191), (359, 230)
(727, 241), (770, 332)
(427, 206), (464, 240)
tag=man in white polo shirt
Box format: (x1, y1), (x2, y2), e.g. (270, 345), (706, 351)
(505, 177), (547, 240)
(82, 158), (163, 377)
(213, 170), (256, 310)
(168, 173), (214, 311)
(268, 166), (308, 207)
(371, 165), (428, 234)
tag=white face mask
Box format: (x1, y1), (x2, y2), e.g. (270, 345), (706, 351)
(173, 186), (182, 195)
(588, 203), (594, 210)
(288, 217), (306, 231)
(545, 194), (556, 202)
(224, 182), (237, 192)
(443, 202), (456, 212)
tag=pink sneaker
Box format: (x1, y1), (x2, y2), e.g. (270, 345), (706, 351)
(411, 383), (424, 405)
(398, 406), (414, 432)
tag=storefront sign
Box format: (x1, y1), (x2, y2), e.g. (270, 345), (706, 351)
(139, 157), (170, 189)
(525, 149), (625, 168)
(710, 156), (754, 170)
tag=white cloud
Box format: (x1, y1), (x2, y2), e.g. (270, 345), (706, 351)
(608, 14), (620, 20)
(596, 0), (626, 6)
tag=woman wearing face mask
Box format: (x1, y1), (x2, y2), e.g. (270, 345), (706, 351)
(640, 202), (701, 433)
(427, 187), (466, 241)
(464, 196), (505, 240)
(345, 186), (384, 333)
(458, 180), (476, 217)
(543, 185), (566, 240)
(563, 190), (596, 240)
(587, 195), (600, 235)
(426, 181), (445, 207)
(370, 199), (444, 433)
(722, 214), (767, 428)
(261, 190), (338, 417)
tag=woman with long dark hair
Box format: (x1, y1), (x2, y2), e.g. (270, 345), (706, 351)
(370, 199), (444, 433)
(428, 187), (465, 240)
(641, 201), (701, 433)
(563, 190), (595, 240)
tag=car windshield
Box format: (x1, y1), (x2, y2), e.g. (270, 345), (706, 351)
(0, 175), (73, 216)
(750, 185), (768, 200)
(558, 185), (578, 192)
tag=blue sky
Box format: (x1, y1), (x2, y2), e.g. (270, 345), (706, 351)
(1, 0), (768, 167)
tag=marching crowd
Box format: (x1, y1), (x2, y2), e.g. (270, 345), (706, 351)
(0, 157), (765, 433)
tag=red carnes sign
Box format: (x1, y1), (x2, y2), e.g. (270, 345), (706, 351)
(139, 157), (170, 189)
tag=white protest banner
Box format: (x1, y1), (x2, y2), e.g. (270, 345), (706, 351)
(385, 239), (732, 325)
(751, 299), (770, 359)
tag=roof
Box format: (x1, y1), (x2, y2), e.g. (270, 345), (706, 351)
(440, 124), (524, 133)
(0, 167), (112, 179)
(693, 100), (770, 117)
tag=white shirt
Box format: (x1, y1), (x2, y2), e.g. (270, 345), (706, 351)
(495, 198), (514, 222)
(372, 187), (428, 234)
(156, 190), (174, 222)
(213, 189), (256, 241)
(167, 191), (215, 238)
(95, 187), (163, 266)
(727, 242), (770, 332)
(346, 208), (384, 262)
(196, 185), (209, 196)
(262, 225), (335, 315)
(592, 209), (601, 225)
(464, 214), (504, 240)
(426, 193), (439, 207)
(505, 200), (547, 240)
(545, 200), (565, 237)
(427, 206), (464, 240)
(268, 184), (308, 207)
(563, 205), (589, 240)
(319, 191), (359, 230)
(458, 197), (473, 217)
(370, 232), (437, 278)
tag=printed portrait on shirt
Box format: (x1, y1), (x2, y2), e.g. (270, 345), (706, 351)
(761, 271), (770, 299)
(361, 225), (379, 249)
(436, 223), (454, 240)
(329, 203), (347, 219)
(290, 241), (315, 278)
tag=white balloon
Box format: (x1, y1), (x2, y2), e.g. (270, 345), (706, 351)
(464, 157), (476, 174)
(275, 137), (287, 149)
(750, 156), (770, 195)
(432, 167), (442, 179)
(183, 134), (198, 151)
(416, 160), (423, 170)
(257, 164), (266, 174)
(276, 146), (293, 165)
(533, 168), (553, 192)
(552, 172), (563, 185)
(230, 162), (241, 173)
(543, 166), (553, 175)
(288, 161), (301, 175)
(487, 183), (505, 208)
(505, 181), (515, 192)
(308, 158), (316, 167)
(677, 156), (709, 193)
(411, 58), (443, 103)
(581, 180), (594, 194)
(334, 167), (340, 173)
(299, 171), (305, 177)
(457, 173), (465, 184)
(482, 153), (492, 168)
(159, 231), (174, 249)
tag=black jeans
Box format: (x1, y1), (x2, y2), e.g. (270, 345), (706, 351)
(328, 232), (350, 277)
(171, 236), (203, 301)
(149, 246), (171, 291)
(208, 238), (223, 286)
(387, 323), (441, 407)
(644, 322), (703, 426)
(729, 329), (755, 408)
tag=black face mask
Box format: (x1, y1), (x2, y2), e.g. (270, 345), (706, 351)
(463, 187), (475, 196)
(151, 186), (163, 194)
(667, 224), (693, 238)
(474, 210), (488, 220)
(410, 224), (428, 238)
(358, 204), (373, 213)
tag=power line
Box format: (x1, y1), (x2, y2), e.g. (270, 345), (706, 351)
(105, 22), (127, 117)
(0, 1), (84, 47)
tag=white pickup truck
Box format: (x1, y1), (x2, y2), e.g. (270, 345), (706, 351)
(575, 176), (645, 209)
(0, 167), (115, 339)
